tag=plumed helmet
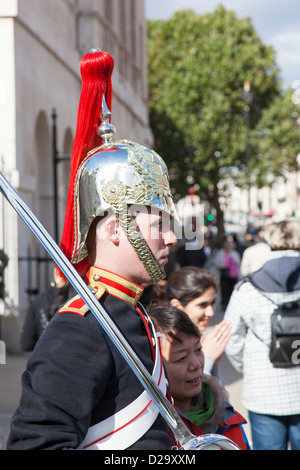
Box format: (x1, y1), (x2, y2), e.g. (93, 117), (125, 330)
(59, 49), (178, 283)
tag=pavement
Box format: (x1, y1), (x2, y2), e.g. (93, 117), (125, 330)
(0, 351), (30, 450)
(0, 301), (252, 450)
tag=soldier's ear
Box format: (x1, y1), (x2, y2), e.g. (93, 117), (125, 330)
(105, 217), (121, 245)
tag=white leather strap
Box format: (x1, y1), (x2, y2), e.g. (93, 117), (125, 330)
(79, 317), (167, 450)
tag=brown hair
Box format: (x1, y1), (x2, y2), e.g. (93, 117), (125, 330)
(166, 266), (218, 306)
(149, 302), (200, 342)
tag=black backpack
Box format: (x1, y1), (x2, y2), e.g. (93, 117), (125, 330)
(242, 278), (300, 368)
(269, 301), (300, 367)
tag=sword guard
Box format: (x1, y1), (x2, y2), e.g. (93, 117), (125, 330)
(177, 434), (240, 450)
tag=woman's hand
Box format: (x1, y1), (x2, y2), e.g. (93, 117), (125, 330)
(201, 320), (231, 362)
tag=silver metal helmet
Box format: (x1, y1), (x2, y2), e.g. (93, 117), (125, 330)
(72, 98), (179, 282)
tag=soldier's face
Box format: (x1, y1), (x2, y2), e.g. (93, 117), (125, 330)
(94, 207), (177, 286)
(125, 207), (177, 285)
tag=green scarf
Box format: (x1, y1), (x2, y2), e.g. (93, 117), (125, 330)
(185, 383), (215, 428)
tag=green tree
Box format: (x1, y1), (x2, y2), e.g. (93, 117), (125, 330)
(251, 89), (300, 186)
(147, 6), (300, 243)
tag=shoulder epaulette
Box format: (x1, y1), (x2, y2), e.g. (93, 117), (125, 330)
(59, 284), (106, 316)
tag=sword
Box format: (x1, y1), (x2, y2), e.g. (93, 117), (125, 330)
(0, 172), (239, 450)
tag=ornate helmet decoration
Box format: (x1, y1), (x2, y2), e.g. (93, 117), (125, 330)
(59, 49), (178, 283)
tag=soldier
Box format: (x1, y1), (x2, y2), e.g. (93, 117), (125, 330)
(7, 49), (178, 450)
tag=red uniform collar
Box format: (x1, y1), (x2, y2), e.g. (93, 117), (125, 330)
(84, 267), (144, 307)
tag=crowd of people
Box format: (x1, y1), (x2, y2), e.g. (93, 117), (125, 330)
(148, 218), (300, 450)
(7, 48), (300, 451)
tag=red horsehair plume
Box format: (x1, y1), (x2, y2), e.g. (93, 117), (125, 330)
(57, 49), (114, 279)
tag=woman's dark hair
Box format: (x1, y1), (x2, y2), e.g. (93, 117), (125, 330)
(164, 266), (218, 307)
(149, 302), (200, 343)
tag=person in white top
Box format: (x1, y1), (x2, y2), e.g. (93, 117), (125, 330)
(240, 229), (271, 276)
(224, 219), (300, 450)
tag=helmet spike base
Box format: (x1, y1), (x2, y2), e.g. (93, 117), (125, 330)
(97, 96), (116, 144)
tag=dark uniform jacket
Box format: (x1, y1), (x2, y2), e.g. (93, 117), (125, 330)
(7, 267), (174, 450)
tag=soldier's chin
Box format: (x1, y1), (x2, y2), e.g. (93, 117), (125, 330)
(160, 256), (168, 267)
(140, 266), (166, 288)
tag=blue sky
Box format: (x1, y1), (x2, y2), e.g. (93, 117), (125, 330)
(145, 0), (300, 89)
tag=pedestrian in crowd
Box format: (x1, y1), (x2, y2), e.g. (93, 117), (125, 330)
(240, 228), (271, 276)
(0, 249), (8, 299)
(149, 302), (250, 449)
(214, 240), (241, 310)
(203, 238), (214, 270)
(7, 49), (179, 450)
(176, 233), (207, 269)
(21, 268), (71, 351)
(231, 234), (246, 258)
(224, 219), (300, 450)
(151, 266), (231, 382)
